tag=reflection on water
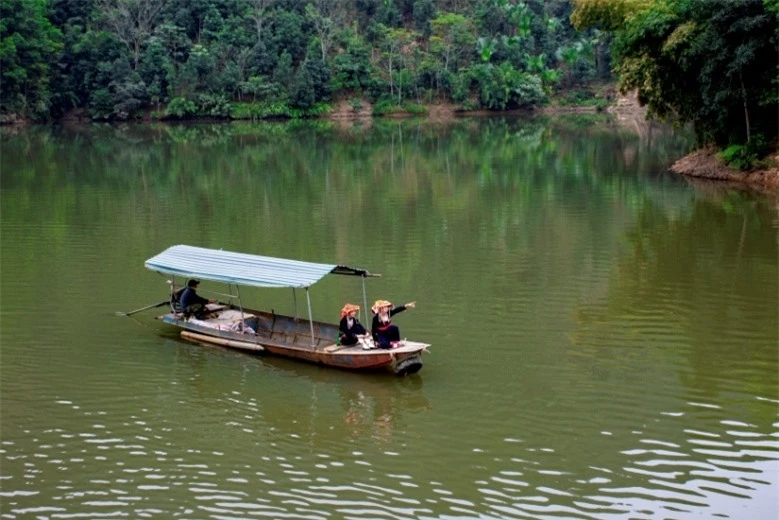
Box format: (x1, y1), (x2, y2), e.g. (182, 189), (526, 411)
(1, 117), (777, 519)
(165, 340), (432, 444)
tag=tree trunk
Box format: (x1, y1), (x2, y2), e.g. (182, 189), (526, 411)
(389, 55), (394, 99)
(739, 69), (751, 143)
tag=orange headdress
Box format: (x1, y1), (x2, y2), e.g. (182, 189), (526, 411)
(340, 303), (360, 318)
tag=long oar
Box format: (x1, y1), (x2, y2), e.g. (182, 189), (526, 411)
(116, 300), (169, 317)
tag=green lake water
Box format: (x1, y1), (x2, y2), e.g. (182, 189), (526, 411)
(1, 116), (777, 519)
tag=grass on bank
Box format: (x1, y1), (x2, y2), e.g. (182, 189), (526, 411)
(150, 84), (620, 122)
(718, 135), (773, 171)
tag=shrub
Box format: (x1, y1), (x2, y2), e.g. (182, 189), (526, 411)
(467, 63), (545, 110)
(165, 97), (198, 119)
(452, 70), (474, 104)
(402, 103), (427, 115)
(88, 88), (115, 120)
(231, 101), (331, 120)
(288, 102), (332, 118)
(372, 98), (398, 115)
(302, 102), (332, 117)
(720, 145), (752, 170)
(195, 94), (231, 118)
(349, 98), (364, 111)
(720, 135), (768, 170)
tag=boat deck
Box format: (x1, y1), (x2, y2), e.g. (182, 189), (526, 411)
(165, 305), (345, 349)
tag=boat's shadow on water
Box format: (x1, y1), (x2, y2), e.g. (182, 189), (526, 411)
(159, 335), (431, 439)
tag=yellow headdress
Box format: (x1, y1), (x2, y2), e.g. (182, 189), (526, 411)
(371, 300), (392, 314)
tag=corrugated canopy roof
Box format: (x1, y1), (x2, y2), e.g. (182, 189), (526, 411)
(145, 245), (375, 288)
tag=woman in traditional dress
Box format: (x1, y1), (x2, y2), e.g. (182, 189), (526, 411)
(371, 299), (416, 349)
(338, 303), (368, 346)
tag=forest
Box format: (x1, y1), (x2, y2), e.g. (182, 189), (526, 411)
(0, 0), (611, 123)
(1, 0), (776, 169)
(573, 0), (777, 170)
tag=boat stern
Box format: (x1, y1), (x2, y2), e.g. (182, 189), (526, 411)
(393, 353), (424, 375)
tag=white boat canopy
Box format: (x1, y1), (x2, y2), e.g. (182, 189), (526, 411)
(145, 245), (376, 289)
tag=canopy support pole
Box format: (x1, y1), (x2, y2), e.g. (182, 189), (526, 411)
(168, 275), (176, 313)
(236, 284), (245, 321)
(292, 288), (299, 320)
(361, 275), (369, 323)
(305, 287), (315, 347)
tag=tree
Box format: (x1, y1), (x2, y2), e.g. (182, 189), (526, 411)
(469, 61), (545, 109)
(506, 1), (533, 39)
(240, 74), (277, 101)
(290, 61), (315, 109)
(178, 43), (216, 94)
(378, 26), (417, 103)
(0, 0), (63, 119)
(572, 0), (778, 147)
(272, 51), (294, 94)
(87, 57), (145, 120)
(138, 36), (172, 101)
(0, 0), (622, 121)
(155, 22), (191, 66)
(430, 13), (476, 73)
(412, 0), (436, 37)
(302, 44), (332, 101)
(96, 0), (164, 70)
(267, 9), (306, 65)
(555, 39), (594, 87)
(305, 0), (344, 63)
(331, 29), (373, 92)
(570, 0), (646, 32)
(248, 0), (280, 42)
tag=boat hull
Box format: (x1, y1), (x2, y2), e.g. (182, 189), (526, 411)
(159, 306), (427, 375)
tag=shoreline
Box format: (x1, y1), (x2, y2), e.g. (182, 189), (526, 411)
(5, 96), (777, 191)
(670, 146), (779, 192)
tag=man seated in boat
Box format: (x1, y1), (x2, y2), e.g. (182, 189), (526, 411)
(371, 299), (416, 349)
(338, 303), (368, 346)
(179, 279), (216, 319)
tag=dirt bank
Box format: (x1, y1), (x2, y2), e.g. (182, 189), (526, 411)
(670, 146), (779, 190)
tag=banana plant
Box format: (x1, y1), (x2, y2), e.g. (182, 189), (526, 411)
(477, 37), (496, 63)
(500, 1), (533, 40)
(524, 54), (546, 74)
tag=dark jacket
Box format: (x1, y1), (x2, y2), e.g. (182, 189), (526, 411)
(338, 316), (367, 345)
(371, 305), (406, 340)
(179, 287), (208, 311)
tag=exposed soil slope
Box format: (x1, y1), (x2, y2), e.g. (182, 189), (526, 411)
(671, 146), (779, 190)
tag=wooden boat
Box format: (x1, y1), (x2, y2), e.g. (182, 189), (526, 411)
(144, 245), (428, 375)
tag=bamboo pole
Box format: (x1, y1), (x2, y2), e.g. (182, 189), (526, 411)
(116, 300), (169, 316)
(181, 331), (265, 352)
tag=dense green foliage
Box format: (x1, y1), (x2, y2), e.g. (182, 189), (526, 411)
(572, 0), (778, 161)
(0, 0), (62, 119)
(1, 0), (607, 121)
